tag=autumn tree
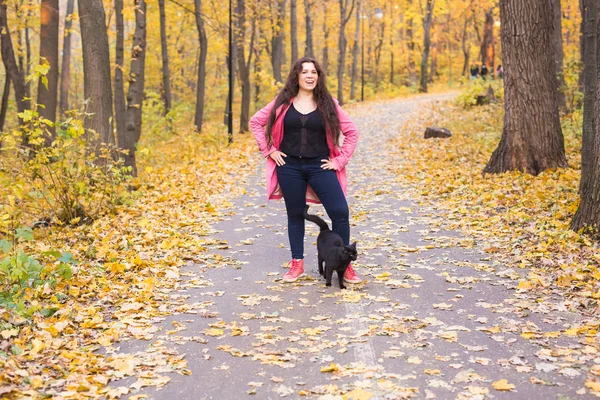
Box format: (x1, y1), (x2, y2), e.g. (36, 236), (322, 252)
(552, 0), (567, 112)
(123, 0), (147, 175)
(483, 0), (567, 175)
(271, 0), (286, 83)
(350, 0), (361, 100)
(194, 0), (207, 131)
(480, 8), (495, 72)
(304, 0), (314, 57)
(290, 0), (298, 62)
(337, 0), (355, 104)
(59, 0), (74, 114)
(571, 0), (598, 231)
(114, 0), (126, 142)
(158, 0), (172, 114)
(235, 0), (256, 132)
(78, 0), (113, 148)
(37, 0), (59, 146)
(419, 0), (435, 92)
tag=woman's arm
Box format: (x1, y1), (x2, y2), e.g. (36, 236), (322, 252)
(250, 99), (278, 158)
(330, 102), (359, 170)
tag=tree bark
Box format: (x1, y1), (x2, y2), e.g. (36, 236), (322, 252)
(304, 0), (314, 57)
(461, 15), (470, 77)
(571, 0), (600, 231)
(428, 19), (437, 84)
(0, 66), (10, 132)
(419, 0), (435, 93)
(158, 0), (172, 114)
(123, 0), (147, 175)
(236, 0), (255, 132)
(194, 0), (207, 131)
(114, 0), (126, 146)
(337, 0), (355, 105)
(480, 8), (495, 72)
(577, 0), (597, 196)
(37, 0), (59, 146)
(322, 3), (329, 76)
(290, 0), (298, 62)
(483, 0), (567, 175)
(59, 0), (74, 114)
(0, 2), (28, 120)
(78, 0), (113, 150)
(271, 0), (286, 83)
(350, 0), (361, 100)
(551, 0), (567, 112)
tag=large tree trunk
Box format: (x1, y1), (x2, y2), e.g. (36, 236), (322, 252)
(350, 0), (361, 100)
(483, 0), (567, 175)
(480, 8), (495, 72)
(290, 0), (298, 62)
(0, 2), (28, 120)
(304, 0), (314, 57)
(428, 20), (437, 84)
(78, 0), (113, 149)
(551, 0), (567, 112)
(158, 0), (171, 114)
(271, 0), (286, 83)
(37, 0), (59, 146)
(337, 0), (355, 105)
(577, 0), (597, 196)
(419, 0), (435, 93)
(123, 0), (147, 175)
(59, 0), (74, 114)
(406, 0), (417, 85)
(194, 0), (207, 131)
(114, 0), (126, 146)
(571, 0), (600, 231)
(461, 15), (470, 77)
(236, 0), (255, 132)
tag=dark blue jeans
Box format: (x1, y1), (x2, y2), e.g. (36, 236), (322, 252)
(276, 156), (350, 259)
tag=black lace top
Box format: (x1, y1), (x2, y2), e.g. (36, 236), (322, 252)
(280, 103), (329, 158)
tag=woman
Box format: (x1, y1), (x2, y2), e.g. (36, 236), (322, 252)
(250, 57), (361, 284)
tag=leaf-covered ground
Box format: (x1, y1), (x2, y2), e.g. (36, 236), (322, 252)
(3, 94), (600, 399)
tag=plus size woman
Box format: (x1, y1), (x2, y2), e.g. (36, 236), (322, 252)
(250, 57), (361, 284)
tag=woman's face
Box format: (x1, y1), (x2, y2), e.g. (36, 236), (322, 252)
(297, 62), (318, 92)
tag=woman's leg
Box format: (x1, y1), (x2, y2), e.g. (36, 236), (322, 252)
(276, 160), (308, 259)
(306, 164), (350, 245)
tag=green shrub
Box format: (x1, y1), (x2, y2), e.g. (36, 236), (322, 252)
(456, 78), (504, 109)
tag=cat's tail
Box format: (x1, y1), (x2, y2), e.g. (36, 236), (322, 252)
(303, 205), (330, 231)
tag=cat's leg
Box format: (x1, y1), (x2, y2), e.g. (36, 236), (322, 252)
(318, 255), (324, 276)
(338, 269), (347, 290)
(325, 264), (333, 287)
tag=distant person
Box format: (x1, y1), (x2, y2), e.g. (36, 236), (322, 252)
(481, 64), (489, 80)
(496, 65), (504, 79)
(250, 57), (361, 285)
(469, 64), (480, 82)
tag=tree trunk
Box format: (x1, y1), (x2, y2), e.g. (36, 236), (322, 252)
(337, 0), (355, 105)
(577, 0), (597, 195)
(158, 0), (171, 114)
(428, 20), (437, 84)
(461, 15), (470, 77)
(123, 0), (147, 175)
(114, 0), (126, 146)
(304, 0), (314, 57)
(24, 6), (32, 99)
(571, 0), (600, 231)
(194, 0), (207, 131)
(236, 0), (254, 132)
(406, 0), (416, 85)
(37, 0), (59, 146)
(78, 0), (113, 150)
(419, 0), (435, 93)
(480, 8), (495, 72)
(483, 0), (567, 175)
(271, 0), (286, 83)
(322, 4), (329, 76)
(552, 0), (567, 112)
(290, 0), (298, 62)
(0, 66), (10, 132)
(59, 0), (74, 114)
(350, 0), (361, 100)
(0, 2), (28, 121)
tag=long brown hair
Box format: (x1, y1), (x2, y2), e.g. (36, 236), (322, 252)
(265, 57), (341, 147)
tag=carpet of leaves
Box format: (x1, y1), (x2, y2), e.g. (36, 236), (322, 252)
(0, 127), (260, 398)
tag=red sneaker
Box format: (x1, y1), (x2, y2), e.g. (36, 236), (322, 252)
(283, 259), (305, 282)
(344, 264), (362, 284)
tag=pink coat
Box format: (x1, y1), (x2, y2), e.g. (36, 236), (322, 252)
(250, 98), (359, 203)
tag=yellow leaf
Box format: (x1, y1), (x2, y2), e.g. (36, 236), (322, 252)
(586, 380), (600, 392)
(204, 328), (224, 337)
(320, 363), (339, 373)
(30, 339), (44, 355)
(343, 388), (374, 400)
(424, 369), (441, 375)
(492, 379), (515, 391)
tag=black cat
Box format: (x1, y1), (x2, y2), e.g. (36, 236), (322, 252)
(303, 205), (357, 289)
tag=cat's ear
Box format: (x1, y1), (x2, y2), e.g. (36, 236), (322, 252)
(350, 241), (357, 249)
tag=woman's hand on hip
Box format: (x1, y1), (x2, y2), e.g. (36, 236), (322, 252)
(321, 159), (338, 170)
(270, 150), (287, 166)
